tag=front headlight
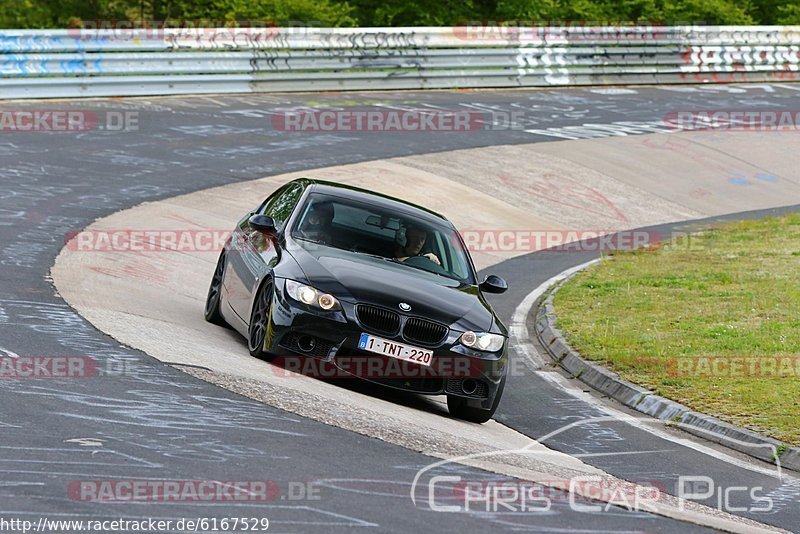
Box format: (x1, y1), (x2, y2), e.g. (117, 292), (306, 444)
(459, 331), (505, 352)
(285, 279), (340, 311)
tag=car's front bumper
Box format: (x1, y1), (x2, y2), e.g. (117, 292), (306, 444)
(264, 280), (507, 410)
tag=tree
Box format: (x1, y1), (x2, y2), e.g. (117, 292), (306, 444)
(662, 0), (755, 25)
(349, 0), (475, 26)
(775, 1), (800, 24)
(207, 0), (356, 26)
(0, 0), (53, 28)
(0, 0), (788, 28)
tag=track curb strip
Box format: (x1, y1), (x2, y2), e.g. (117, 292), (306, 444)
(533, 268), (800, 473)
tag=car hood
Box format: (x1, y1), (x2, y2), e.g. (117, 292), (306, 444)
(286, 241), (494, 331)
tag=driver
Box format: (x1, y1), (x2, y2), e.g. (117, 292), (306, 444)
(395, 224), (441, 265)
(299, 201), (335, 244)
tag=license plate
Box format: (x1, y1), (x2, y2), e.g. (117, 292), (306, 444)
(358, 333), (433, 367)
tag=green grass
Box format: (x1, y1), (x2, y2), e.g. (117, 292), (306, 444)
(553, 214), (800, 446)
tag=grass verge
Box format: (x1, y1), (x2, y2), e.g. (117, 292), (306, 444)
(553, 214), (800, 445)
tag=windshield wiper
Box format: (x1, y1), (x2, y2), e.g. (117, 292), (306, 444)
(401, 262), (448, 278)
(349, 249), (453, 280)
(350, 250), (399, 263)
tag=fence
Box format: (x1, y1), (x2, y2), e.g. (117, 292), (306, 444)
(1, 26), (799, 99)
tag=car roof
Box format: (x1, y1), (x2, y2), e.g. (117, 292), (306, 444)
(295, 178), (453, 227)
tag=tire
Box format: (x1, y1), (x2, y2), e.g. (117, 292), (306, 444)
(204, 251), (228, 326)
(447, 372), (506, 424)
(247, 279), (275, 360)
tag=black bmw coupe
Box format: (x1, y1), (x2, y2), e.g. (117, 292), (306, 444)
(204, 178), (509, 423)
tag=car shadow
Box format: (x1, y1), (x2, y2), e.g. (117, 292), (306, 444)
(254, 351), (451, 417)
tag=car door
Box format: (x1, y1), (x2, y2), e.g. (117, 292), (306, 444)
(226, 183), (305, 321)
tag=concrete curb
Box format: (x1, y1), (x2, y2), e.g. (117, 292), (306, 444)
(534, 271), (800, 473)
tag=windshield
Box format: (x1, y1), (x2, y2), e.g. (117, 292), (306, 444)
(291, 192), (476, 284)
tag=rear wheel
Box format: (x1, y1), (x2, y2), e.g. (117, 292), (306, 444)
(248, 279), (275, 359)
(204, 251), (227, 326)
(447, 373), (506, 424)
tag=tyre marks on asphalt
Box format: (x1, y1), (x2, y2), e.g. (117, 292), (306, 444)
(3, 86), (800, 531)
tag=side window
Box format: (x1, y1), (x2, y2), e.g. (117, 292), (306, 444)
(254, 189), (281, 215)
(261, 183), (303, 231)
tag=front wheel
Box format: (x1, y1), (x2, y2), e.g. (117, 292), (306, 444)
(447, 373), (506, 424)
(248, 279), (275, 360)
(204, 251), (228, 326)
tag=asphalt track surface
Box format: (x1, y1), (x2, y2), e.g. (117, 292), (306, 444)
(2, 85), (800, 532)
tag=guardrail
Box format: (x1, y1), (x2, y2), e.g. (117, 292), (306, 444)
(1, 26), (799, 99)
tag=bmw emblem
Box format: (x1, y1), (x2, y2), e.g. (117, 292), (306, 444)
(399, 302), (411, 311)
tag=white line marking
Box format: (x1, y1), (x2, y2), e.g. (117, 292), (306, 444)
(64, 438), (105, 447)
(0, 346), (20, 359)
(510, 259), (599, 370)
(573, 450), (676, 458)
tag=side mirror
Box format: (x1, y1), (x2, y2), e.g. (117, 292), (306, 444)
(480, 274), (508, 294)
(249, 214), (276, 234)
